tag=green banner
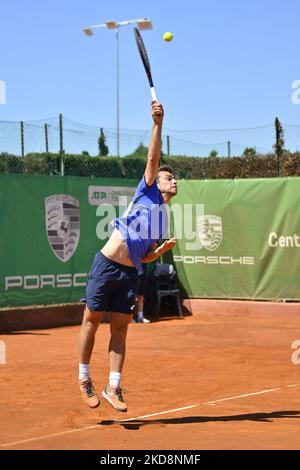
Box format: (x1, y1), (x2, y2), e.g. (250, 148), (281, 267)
(1, 175), (300, 307)
(170, 177), (300, 301)
(0, 174), (137, 307)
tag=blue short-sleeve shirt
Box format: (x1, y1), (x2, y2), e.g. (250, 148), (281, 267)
(113, 176), (168, 268)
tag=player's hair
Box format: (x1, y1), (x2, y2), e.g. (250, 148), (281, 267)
(157, 165), (175, 179)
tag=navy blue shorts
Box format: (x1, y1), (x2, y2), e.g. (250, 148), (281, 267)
(81, 252), (138, 315)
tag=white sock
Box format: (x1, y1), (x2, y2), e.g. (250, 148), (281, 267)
(79, 363), (90, 381)
(137, 311), (144, 320)
(109, 371), (122, 389)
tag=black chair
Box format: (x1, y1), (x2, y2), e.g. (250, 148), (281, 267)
(153, 263), (183, 319)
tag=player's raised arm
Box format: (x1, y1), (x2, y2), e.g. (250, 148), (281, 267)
(144, 102), (164, 187)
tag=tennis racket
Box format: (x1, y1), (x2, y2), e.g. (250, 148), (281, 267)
(134, 27), (158, 103)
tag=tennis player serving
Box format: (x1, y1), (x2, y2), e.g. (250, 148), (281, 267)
(78, 101), (177, 412)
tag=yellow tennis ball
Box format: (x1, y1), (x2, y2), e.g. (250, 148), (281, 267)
(163, 32), (173, 42)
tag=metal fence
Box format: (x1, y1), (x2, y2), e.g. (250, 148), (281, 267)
(1, 115), (300, 158)
(1, 115), (300, 178)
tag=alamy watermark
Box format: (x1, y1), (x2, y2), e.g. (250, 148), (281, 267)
(95, 199), (206, 250)
(291, 80), (300, 104)
(0, 341), (6, 365)
(291, 340), (300, 365)
(0, 80), (6, 105)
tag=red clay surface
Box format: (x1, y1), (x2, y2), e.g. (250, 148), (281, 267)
(0, 310), (300, 450)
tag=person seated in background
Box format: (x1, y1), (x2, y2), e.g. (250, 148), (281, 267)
(134, 264), (150, 323)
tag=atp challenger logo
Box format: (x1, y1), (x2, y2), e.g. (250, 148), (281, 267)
(45, 195), (80, 262)
(198, 215), (223, 252)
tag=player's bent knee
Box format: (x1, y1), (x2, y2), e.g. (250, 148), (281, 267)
(83, 308), (103, 329)
(113, 323), (129, 334)
(110, 316), (131, 336)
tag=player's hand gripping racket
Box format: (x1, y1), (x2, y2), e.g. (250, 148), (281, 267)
(134, 27), (158, 103)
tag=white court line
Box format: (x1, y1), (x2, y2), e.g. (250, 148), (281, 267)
(115, 403), (201, 422)
(0, 404), (202, 448)
(0, 383), (299, 448)
(0, 424), (101, 448)
(204, 388), (281, 405)
(0, 424), (99, 447)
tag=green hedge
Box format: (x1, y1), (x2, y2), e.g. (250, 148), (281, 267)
(1, 151), (300, 179)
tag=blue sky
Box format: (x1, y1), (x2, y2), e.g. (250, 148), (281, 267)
(0, 0), (300, 131)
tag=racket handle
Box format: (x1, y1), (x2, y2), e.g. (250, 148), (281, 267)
(151, 87), (158, 103)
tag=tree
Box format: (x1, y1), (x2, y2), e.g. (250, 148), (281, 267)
(125, 142), (167, 159)
(243, 147), (256, 157)
(125, 142), (148, 158)
(98, 128), (109, 157)
(209, 150), (218, 158)
(273, 117), (285, 177)
(133, 143), (148, 157)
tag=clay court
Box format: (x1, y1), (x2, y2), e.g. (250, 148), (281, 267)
(1, 304), (300, 450)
